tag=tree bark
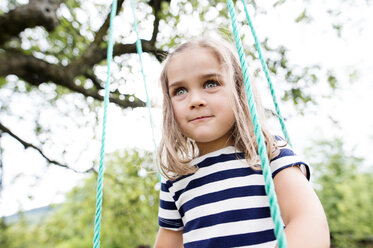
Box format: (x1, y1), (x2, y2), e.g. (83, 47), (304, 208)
(0, 0), (65, 45)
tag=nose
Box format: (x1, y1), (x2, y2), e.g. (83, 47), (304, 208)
(189, 90), (206, 109)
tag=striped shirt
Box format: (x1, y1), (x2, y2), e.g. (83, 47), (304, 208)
(158, 141), (309, 248)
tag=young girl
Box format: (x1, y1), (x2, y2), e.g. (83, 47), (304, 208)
(154, 37), (330, 248)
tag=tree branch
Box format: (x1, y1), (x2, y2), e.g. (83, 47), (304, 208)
(0, 52), (146, 108)
(84, 72), (128, 97)
(68, 0), (128, 81)
(0, 0), (65, 46)
(91, 0), (126, 48)
(148, 0), (171, 61)
(149, 0), (162, 45)
(69, 0), (166, 76)
(151, 13), (160, 45)
(68, 39), (165, 77)
(113, 40), (166, 62)
(84, 72), (104, 90)
(0, 121), (94, 173)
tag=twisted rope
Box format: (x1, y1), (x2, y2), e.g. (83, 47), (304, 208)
(93, 1), (290, 247)
(240, 0), (292, 148)
(92, 0), (117, 247)
(93, 0), (163, 245)
(226, 0), (287, 247)
(129, 0), (162, 180)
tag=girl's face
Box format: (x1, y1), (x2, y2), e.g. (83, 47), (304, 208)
(167, 47), (236, 155)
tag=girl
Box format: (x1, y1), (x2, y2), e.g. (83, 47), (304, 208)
(154, 37), (330, 248)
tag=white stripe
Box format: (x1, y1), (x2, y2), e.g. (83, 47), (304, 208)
(270, 155), (302, 173)
(190, 146), (238, 165)
(170, 158), (248, 193)
(299, 164), (307, 176)
(183, 217), (275, 244)
(270, 155), (308, 178)
(160, 226), (184, 231)
(183, 195), (269, 223)
(160, 189), (175, 202)
(178, 174), (265, 209)
(158, 207), (181, 220)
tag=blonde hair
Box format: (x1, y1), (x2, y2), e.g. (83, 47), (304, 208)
(158, 37), (278, 180)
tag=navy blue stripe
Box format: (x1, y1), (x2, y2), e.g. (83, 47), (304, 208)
(158, 217), (183, 228)
(304, 162), (310, 180)
(160, 200), (177, 210)
(184, 207), (271, 233)
(173, 167), (261, 202)
(184, 229), (276, 248)
(161, 183), (170, 192)
(198, 152), (245, 168)
(270, 147), (295, 162)
(169, 152), (246, 185)
(179, 185), (266, 217)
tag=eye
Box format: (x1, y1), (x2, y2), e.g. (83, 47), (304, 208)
(173, 87), (187, 96)
(204, 80), (219, 89)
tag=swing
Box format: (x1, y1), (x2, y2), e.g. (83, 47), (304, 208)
(93, 1), (292, 247)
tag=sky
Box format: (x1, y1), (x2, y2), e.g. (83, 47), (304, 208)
(1, 0), (373, 217)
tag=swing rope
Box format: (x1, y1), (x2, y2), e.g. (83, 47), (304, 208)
(226, 0), (287, 247)
(93, 0), (117, 247)
(129, 0), (161, 178)
(93, 0), (161, 246)
(93, 0), (291, 247)
(240, 0), (292, 148)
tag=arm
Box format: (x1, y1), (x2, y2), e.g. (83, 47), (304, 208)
(274, 166), (330, 248)
(154, 227), (183, 248)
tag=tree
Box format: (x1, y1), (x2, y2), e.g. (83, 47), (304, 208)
(0, 0), (345, 173)
(306, 138), (373, 248)
(1, 149), (159, 247)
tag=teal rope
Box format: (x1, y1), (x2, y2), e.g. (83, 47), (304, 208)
(92, 0), (117, 247)
(240, 0), (292, 148)
(226, 0), (287, 247)
(129, 0), (162, 181)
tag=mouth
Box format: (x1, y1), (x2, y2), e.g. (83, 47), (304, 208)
(190, 116), (213, 122)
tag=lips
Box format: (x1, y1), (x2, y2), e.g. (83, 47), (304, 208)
(190, 115), (213, 122)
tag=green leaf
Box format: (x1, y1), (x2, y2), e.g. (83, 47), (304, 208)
(295, 9), (311, 23)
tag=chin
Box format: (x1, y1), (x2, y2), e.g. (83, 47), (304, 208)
(192, 136), (215, 143)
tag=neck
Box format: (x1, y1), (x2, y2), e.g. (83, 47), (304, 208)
(196, 134), (233, 156)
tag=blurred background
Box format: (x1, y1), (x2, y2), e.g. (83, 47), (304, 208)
(0, 0), (372, 247)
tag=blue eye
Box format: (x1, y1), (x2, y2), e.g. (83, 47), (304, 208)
(174, 88), (187, 96)
(205, 80), (219, 88)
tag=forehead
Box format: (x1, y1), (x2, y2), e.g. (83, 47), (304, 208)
(167, 47), (226, 85)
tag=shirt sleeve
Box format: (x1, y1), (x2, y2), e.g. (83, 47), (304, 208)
(158, 178), (184, 231)
(269, 137), (310, 180)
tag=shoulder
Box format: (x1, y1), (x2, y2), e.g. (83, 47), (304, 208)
(270, 136), (310, 180)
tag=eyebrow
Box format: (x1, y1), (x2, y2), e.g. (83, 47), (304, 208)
(168, 73), (224, 89)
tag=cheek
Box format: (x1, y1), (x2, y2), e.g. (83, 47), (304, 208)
(171, 101), (183, 124)
(223, 105), (236, 126)
(172, 109), (188, 135)
(227, 109), (236, 125)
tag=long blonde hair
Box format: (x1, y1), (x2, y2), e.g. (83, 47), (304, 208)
(158, 37), (278, 180)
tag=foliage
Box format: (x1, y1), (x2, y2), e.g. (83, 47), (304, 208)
(0, 150), (160, 248)
(306, 138), (373, 248)
(0, 0), (354, 173)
